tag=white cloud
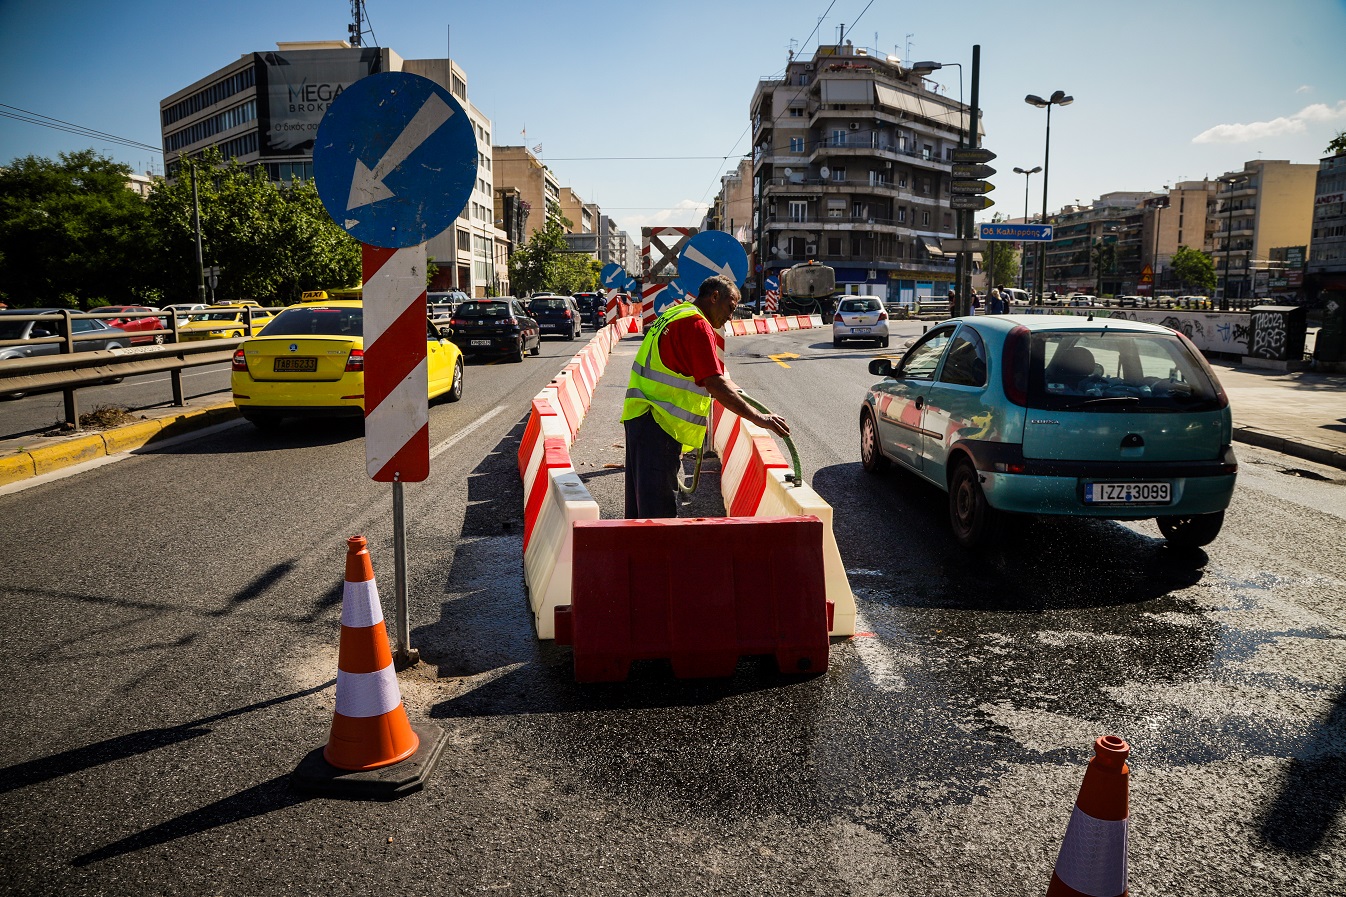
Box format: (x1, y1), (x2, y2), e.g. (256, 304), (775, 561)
(1296, 85), (1313, 94)
(1192, 100), (1346, 144)
(615, 200), (709, 237)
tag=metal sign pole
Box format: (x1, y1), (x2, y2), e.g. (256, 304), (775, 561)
(392, 475), (416, 666)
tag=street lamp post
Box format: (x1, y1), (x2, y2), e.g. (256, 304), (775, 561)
(911, 55), (974, 316)
(1218, 176), (1237, 310)
(1013, 165), (1041, 291)
(1150, 189), (1169, 299)
(1025, 90), (1072, 304)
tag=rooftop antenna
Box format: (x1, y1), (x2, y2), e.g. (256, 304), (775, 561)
(349, 0), (378, 47)
(905, 33), (914, 60)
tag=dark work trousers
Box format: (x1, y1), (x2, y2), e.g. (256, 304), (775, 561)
(623, 411), (684, 519)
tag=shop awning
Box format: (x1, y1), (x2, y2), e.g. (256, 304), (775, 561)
(919, 236), (945, 257)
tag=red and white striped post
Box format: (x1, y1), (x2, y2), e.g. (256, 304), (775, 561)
(361, 242), (430, 665)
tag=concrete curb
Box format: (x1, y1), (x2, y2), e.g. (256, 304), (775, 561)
(0, 402), (240, 486)
(1232, 426), (1346, 472)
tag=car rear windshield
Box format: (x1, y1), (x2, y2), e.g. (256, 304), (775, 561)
(839, 299), (880, 312)
(529, 298), (568, 311)
(1025, 329), (1222, 412)
(190, 311), (247, 322)
(458, 302), (512, 318)
(259, 306), (362, 337)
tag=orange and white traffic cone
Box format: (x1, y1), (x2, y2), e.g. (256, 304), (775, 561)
(1046, 735), (1130, 897)
(323, 535), (420, 771)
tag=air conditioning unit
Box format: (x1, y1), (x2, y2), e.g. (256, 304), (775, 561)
(804, 63), (815, 71)
(806, 244), (818, 255)
(850, 122), (861, 130)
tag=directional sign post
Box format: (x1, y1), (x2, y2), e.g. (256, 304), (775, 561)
(979, 223), (1054, 242)
(314, 71), (479, 667)
(677, 230), (750, 291)
(950, 195), (995, 211)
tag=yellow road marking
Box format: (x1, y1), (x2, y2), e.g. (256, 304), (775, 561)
(768, 352), (800, 369)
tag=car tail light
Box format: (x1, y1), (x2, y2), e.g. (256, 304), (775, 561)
(1219, 444), (1238, 474)
(877, 310), (888, 321)
(231, 348), (248, 372)
(563, 309), (573, 319)
(345, 348), (364, 372)
(450, 318), (464, 327)
(1002, 324), (1030, 406)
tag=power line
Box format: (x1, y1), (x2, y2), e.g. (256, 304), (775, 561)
(0, 104), (162, 155)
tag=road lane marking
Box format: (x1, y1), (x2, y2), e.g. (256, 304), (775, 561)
(768, 352), (800, 369)
(849, 609), (907, 692)
(430, 405), (506, 461)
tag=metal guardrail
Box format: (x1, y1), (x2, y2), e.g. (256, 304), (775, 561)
(0, 307), (278, 430)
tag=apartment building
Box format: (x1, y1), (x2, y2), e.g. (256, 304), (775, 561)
(158, 41), (507, 296)
(1305, 149), (1346, 301)
(493, 146), (561, 242)
(749, 41), (975, 303)
(1140, 180), (1219, 295)
(1212, 159), (1316, 301)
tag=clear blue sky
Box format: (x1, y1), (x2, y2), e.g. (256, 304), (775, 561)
(3, 0), (1344, 239)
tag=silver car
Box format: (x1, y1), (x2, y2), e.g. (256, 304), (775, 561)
(832, 296), (890, 348)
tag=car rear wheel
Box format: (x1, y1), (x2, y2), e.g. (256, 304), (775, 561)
(949, 460), (998, 549)
(1157, 511), (1224, 549)
(879, 337), (889, 348)
(860, 412), (889, 474)
(529, 338), (540, 356)
(447, 358), (464, 402)
(833, 338), (842, 348)
(511, 338), (525, 363)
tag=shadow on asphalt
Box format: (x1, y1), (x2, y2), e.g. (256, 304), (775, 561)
(1258, 676), (1346, 853)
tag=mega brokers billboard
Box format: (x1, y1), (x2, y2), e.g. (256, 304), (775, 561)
(256, 48), (383, 156)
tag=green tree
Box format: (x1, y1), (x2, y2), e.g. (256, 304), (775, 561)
(507, 202), (597, 295)
(0, 150), (154, 308)
(1091, 239), (1117, 296)
(1327, 131), (1346, 156)
(984, 242), (1019, 291)
(145, 149), (359, 305)
(1170, 244), (1216, 291)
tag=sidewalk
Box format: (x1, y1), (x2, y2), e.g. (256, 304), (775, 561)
(1, 344), (1343, 489)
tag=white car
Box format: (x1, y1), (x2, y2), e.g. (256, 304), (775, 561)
(161, 303), (208, 326)
(832, 296), (889, 348)
(1066, 294), (1097, 307)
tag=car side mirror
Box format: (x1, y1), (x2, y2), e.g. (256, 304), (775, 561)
(868, 358), (894, 378)
(30, 328), (53, 338)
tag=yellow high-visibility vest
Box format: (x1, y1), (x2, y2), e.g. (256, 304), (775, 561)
(620, 303), (712, 451)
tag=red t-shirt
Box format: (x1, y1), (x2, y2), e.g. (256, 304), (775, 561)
(657, 314), (723, 386)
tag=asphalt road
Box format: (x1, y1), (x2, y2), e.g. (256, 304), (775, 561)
(2, 323), (1344, 896)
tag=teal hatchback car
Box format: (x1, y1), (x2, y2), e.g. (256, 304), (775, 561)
(860, 315), (1238, 549)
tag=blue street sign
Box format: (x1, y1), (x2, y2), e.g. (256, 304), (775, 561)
(314, 72), (478, 249)
(623, 275), (638, 294)
(978, 222), (1054, 242)
(677, 230), (749, 290)
(765, 276), (779, 292)
(600, 263), (625, 289)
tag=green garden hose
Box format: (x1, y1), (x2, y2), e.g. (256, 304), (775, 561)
(678, 393), (803, 497)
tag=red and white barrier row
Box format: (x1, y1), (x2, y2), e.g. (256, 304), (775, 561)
(518, 315), (637, 638)
(725, 314), (824, 337)
(710, 403), (856, 637)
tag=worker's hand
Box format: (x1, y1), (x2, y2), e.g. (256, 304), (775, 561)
(755, 412), (790, 439)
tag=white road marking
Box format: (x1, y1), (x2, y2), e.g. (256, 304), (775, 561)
(848, 608), (907, 692)
(430, 405), (506, 461)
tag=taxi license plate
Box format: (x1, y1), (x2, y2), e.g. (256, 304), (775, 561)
(1085, 482), (1171, 504)
(470, 339), (491, 347)
(273, 357), (317, 372)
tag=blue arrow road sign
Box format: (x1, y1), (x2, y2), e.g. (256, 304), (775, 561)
(600, 263), (625, 289)
(979, 222), (1054, 242)
(314, 72), (478, 249)
(677, 230), (749, 291)
(765, 276), (779, 292)
(654, 280), (691, 312)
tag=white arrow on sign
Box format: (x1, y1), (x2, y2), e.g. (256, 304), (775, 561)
(347, 92), (454, 211)
(682, 243), (735, 280)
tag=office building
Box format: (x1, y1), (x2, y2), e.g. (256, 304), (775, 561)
(1211, 159), (1316, 301)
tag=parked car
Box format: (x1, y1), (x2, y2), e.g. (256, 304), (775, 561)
(179, 305), (276, 341)
(445, 298), (541, 362)
(1116, 296), (1143, 308)
(832, 296), (890, 348)
(1066, 294), (1097, 307)
(1001, 288), (1031, 306)
(858, 315), (1238, 549)
(0, 309), (130, 398)
(231, 299), (463, 430)
(99, 306), (164, 345)
(160, 303), (208, 327)
(528, 295), (583, 340)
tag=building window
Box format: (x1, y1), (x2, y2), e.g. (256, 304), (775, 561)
(789, 201), (807, 222)
(897, 207), (907, 223)
(945, 147), (954, 161)
(457, 229), (471, 251)
(789, 106), (805, 117)
(832, 129), (847, 147)
(922, 211), (931, 226)
(898, 172), (908, 188)
(922, 144), (933, 161)
(832, 167), (846, 182)
(827, 199), (845, 218)
(789, 137), (805, 153)
(799, 75), (810, 86)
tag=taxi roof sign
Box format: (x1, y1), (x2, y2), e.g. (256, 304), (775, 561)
(300, 290), (329, 301)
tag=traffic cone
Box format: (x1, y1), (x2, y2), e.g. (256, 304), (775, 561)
(628, 316), (640, 334)
(323, 535), (420, 771)
(1046, 735), (1130, 897)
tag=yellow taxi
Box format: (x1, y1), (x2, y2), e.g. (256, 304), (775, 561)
(230, 298), (463, 430)
(179, 303), (277, 341)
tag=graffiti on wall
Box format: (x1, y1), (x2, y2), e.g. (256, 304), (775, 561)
(1249, 310), (1288, 360)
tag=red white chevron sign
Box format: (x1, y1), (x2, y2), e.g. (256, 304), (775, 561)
(362, 243), (430, 482)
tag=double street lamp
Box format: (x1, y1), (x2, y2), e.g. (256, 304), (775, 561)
(1013, 165), (1041, 291)
(1025, 90), (1072, 303)
(911, 57), (973, 315)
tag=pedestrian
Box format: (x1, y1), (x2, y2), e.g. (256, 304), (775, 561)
(947, 288), (957, 318)
(989, 284), (1004, 315)
(622, 275), (790, 519)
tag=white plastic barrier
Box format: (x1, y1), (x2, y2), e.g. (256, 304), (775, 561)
(523, 468), (600, 639)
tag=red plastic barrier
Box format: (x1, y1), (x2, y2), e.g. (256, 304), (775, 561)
(795, 315), (812, 329)
(754, 318), (769, 334)
(556, 516), (832, 682)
